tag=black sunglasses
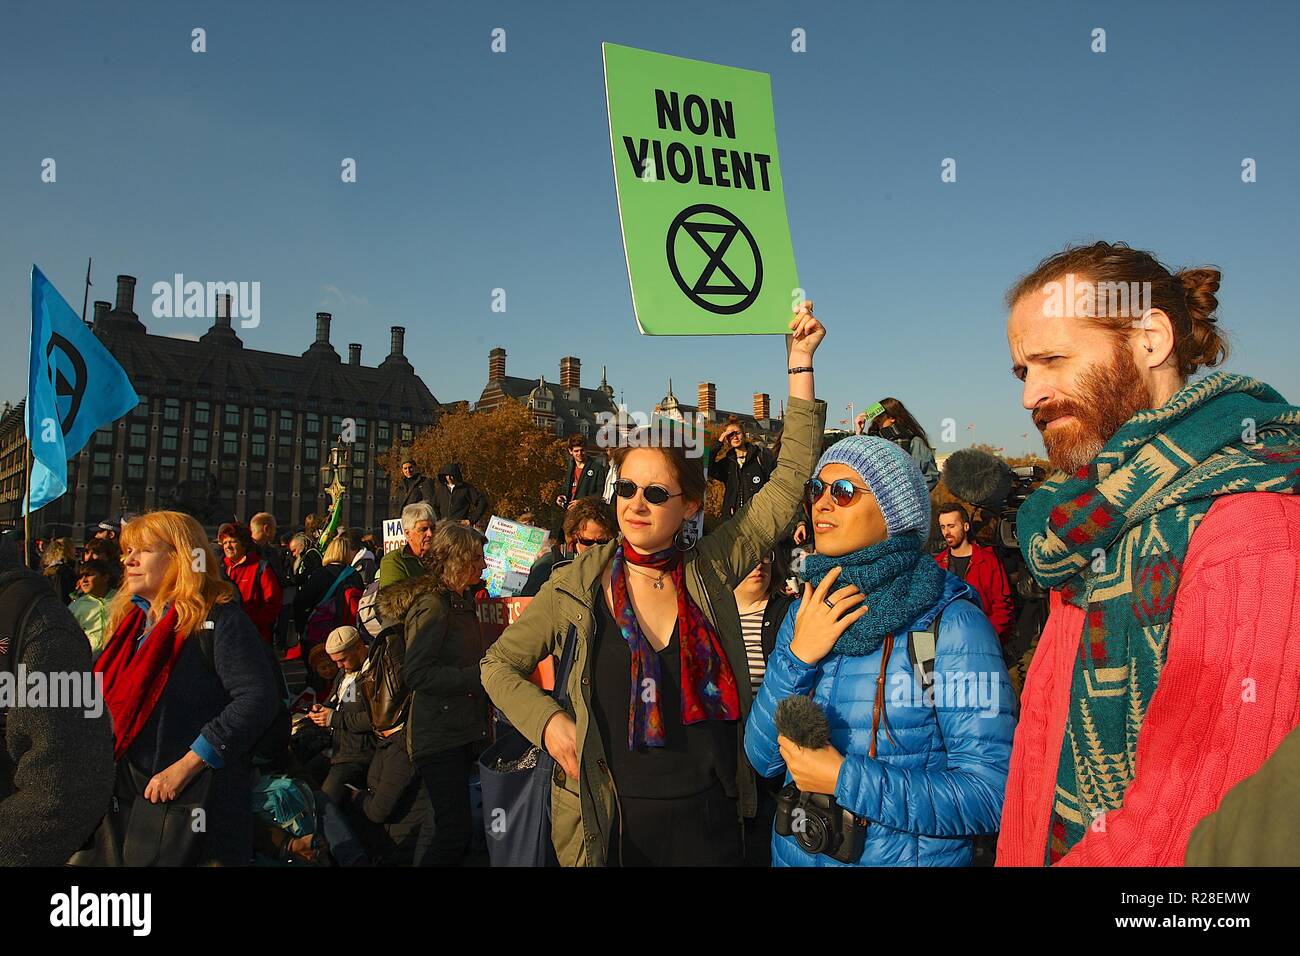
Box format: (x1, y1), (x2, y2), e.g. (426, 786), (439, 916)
(804, 477), (872, 511)
(575, 535), (612, 547)
(614, 478), (683, 506)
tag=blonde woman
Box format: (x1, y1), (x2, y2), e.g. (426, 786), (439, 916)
(94, 511), (280, 865)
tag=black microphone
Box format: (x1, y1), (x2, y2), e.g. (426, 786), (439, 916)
(775, 695), (830, 750)
(942, 447), (1014, 512)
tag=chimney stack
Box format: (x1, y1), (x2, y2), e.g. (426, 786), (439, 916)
(698, 382), (717, 417)
(753, 392), (770, 421)
(92, 300), (110, 327)
(560, 356), (581, 390)
(349, 343), (362, 365)
(216, 293), (233, 328)
(315, 312), (332, 344)
(115, 275), (137, 313)
(389, 326), (405, 357)
(489, 347), (506, 382)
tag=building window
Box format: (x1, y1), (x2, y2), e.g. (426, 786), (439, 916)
(305, 413), (319, 437)
(129, 424), (147, 450)
(159, 457), (177, 483)
(190, 460), (207, 481)
(400, 424), (413, 443)
(253, 407), (268, 430)
(131, 399), (149, 420)
(93, 452), (111, 478)
(304, 443), (318, 463)
(276, 442), (292, 465)
(127, 454), (145, 480)
(95, 426), (114, 448)
(194, 401), (211, 426)
(223, 432), (239, 456)
(164, 398), (180, 422)
(352, 448), (367, 466)
(193, 433), (209, 456)
(161, 427), (179, 452)
(224, 405), (241, 428)
(377, 423), (390, 450)
(279, 410), (294, 434)
(251, 434), (266, 459)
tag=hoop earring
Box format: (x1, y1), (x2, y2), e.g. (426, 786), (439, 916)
(673, 523), (698, 552)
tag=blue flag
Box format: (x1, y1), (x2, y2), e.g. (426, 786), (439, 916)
(25, 264), (139, 514)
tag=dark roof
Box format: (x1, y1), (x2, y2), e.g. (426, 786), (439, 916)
(96, 327), (441, 418)
(486, 375), (618, 422)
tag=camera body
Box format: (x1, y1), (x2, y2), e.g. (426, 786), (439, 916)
(773, 783), (867, 864)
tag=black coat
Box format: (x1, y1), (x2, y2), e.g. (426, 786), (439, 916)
(123, 601), (281, 865)
(432, 464), (489, 525)
(560, 458), (608, 504)
(349, 731), (427, 865)
(325, 666), (374, 767)
(709, 442), (775, 518)
(397, 474), (437, 511)
(402, 588), (488, 761)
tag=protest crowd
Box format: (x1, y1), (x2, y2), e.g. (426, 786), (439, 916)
(3, 241), (1300, 869)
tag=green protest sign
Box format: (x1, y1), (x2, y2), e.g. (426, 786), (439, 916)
(603, 43), (798, 335)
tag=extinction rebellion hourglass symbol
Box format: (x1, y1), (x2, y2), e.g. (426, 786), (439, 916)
(666, 204), (763, 315)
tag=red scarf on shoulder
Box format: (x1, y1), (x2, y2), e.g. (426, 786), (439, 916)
(95, 603), (187, 761)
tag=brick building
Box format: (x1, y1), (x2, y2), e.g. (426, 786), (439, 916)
(474, 348), (618, 441)
(0, 275), (442, 538)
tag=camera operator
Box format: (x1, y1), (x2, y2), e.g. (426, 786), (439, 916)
(998, 241), (1300, 866)
(744, 436), (1015, 867)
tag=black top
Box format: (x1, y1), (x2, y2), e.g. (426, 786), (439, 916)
(590, 598), (737, 800)
(948, 553), (972, 580)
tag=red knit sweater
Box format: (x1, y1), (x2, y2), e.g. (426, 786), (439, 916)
(997, 492), (1300, 866)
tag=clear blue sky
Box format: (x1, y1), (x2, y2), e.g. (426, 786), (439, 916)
(3, 0), (1297, 458)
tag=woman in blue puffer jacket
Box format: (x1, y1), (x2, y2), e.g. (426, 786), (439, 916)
(745, 437), (1015, 866)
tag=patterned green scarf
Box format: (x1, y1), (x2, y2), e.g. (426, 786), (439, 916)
(1016, 372), (1300, 862)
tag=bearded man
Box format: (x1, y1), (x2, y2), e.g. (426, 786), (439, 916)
(997, 241), (1300, 866)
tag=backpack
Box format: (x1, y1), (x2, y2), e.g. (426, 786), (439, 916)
(356, 579), (383, 639)
(0, 570), (57, 789)
(361, 623), (410, 735)
(302, 566), (360, 652)
(197, 620), (293, 768)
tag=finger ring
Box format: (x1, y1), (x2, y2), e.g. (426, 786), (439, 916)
(823, 597), (836, 610)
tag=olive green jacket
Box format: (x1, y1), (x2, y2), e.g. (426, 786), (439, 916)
(481, 396), (825, 866)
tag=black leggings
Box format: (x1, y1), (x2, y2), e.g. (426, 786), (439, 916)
(413, 743), (475, 866)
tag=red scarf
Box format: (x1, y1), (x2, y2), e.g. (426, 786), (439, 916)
(612, 545), (740, 748)
(95, 603), (188, 761)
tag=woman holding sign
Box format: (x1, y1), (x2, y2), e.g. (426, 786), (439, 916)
(481, 303), (826, 866)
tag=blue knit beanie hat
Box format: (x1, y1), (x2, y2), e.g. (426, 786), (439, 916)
(815, 436), (931, 539)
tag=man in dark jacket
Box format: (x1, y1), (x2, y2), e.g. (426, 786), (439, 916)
(0, 537), (116, 866)
(933, 503), (1015, 647)
(709, 419), (774, 518)
(555, 436), (608, 509)
(432, 462), (489, 526)
(307, 626), (374, 805)
(397, 459), (437, 510)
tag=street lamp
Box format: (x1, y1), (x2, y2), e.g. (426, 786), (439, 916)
(320, 439), (352, 509)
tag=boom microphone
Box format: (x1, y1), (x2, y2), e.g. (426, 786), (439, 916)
(775, 695), (830, 750)
(942, 447), (1014, 512)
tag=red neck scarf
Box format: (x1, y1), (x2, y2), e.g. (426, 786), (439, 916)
(94, 603), (188, 761)
(611, 544), (739, 748)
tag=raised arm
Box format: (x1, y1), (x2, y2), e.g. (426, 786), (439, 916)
(697, 302), (826, 587)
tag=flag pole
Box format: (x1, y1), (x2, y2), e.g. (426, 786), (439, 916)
(23, 436), (33, 569)
(80, 257), (92, 325)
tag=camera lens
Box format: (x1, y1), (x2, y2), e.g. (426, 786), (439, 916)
(796, 811), (829, 855)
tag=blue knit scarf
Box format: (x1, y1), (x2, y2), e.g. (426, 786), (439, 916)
(802, 532), (947, 656)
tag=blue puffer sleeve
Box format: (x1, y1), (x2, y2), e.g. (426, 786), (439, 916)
(833, 600), (1016, 836)
(744, 600), (819, 778)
